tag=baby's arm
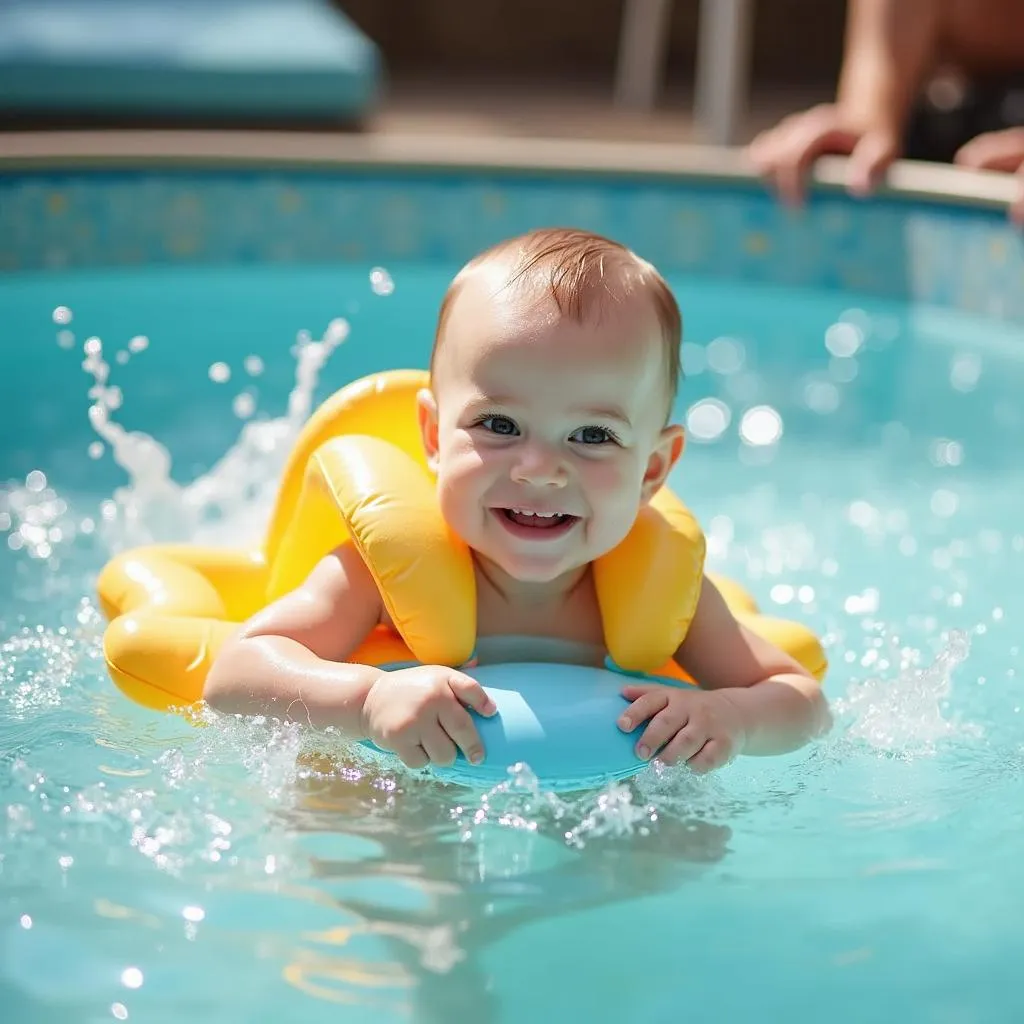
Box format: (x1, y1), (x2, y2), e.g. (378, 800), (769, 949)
(204, 544), (495, 766)
(203, 542), (385, 730)
(618, 576), (831, 771)
(672, 576), (832, 755)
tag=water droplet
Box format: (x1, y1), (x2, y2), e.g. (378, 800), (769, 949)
(930, 490), (959, 518)
(739, 405), (783, 446)
(825, 321), (863, 357)
(829, 356), (859, 382)
(120, 967), (143, 990)
(706, 337), (746, 375)
(232, 393), (255, 419)
(686, 398), (731, 441)
(803, 378), (840, 414)
(844, 589), (880, 615)
(369, 267), (395, 296)
(950, 353), (981, 391)
(209, 362), (230, 384)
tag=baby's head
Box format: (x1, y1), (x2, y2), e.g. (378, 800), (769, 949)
(418, 227), (684, 584)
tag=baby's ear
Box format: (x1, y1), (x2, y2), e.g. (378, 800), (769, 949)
(641, 424), (685, 503)
(416, 388), (441, 472)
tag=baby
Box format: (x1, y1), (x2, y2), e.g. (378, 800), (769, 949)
(204, 228), (831, 773)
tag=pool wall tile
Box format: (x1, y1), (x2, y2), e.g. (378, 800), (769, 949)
(2, 169), (1023, 322)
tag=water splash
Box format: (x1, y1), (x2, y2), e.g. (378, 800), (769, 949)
(834, 628), (980, 755)
(81, 317), (350, 551)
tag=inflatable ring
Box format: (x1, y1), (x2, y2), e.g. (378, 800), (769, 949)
(97, 370), (827, 791)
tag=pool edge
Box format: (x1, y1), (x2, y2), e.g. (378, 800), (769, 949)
(0, 129), (1017, 211)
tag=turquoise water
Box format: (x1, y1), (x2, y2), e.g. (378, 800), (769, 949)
(3, 258), (1024, 1023)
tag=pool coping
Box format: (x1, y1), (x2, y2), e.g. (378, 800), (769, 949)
(0, 129), (1018, 211)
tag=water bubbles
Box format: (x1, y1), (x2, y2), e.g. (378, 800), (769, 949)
(232, 393), (256, 420)
(19, 914), (32, 929)
(208, 362), (230, 384)
(88, 442), (104, 460)
(182, 905), (205, 923)
(686, 398), (731, 441)
(705, 336), (745, 375)
(56, 330), (75, 349)
(128, 335), (148, 354)
(770, 584), (795, 605)
(25, 470), (46, 493)
(950, 353), (981, 392)
(369, 267), (395, 296)
(52, 305), (72, 325)
(930, 490), (959, 518)
(739, 405), (783, 446)
(803, 378), (840, 414)
(844, 589), (880, 615)
(829, 356), (858, 383)
(83, 337), (102, 357)
(243, 355), (264, 376)
(930, 440), (964, 468)
(825, 321), (864, 358)
(323, 318), (350, 347)
(120, 967), (143, 990)
(111, 1003), (129, 1020)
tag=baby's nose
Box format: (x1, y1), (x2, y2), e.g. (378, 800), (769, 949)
(511, 445), (568, 486)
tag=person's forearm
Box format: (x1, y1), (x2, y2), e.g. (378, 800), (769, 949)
(204, 635), (380, 732)
(837, 0), (940, 129)
(717, 675), (832, 756)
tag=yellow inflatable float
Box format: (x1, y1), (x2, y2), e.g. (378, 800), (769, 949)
(97, 369), (827, 789)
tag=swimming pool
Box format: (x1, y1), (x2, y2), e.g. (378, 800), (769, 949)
(2, 137), (1024, 1022)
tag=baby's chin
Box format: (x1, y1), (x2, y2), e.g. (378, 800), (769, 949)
(475, 549), (589, 586)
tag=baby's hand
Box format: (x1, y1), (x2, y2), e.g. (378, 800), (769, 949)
(361, 665), (496, 769)
(617, 683), (747, 773)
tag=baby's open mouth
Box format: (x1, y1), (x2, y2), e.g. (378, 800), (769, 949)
(499, 508), (578, 530)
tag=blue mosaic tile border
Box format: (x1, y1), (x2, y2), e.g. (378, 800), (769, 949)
(2, 167), (1023, 320)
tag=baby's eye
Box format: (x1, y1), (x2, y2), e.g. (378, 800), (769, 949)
(570, 425), (618, 445)
(480, 415), (519, 436)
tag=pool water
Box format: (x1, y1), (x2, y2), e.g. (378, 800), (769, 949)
(2, 257), (1024, 1023)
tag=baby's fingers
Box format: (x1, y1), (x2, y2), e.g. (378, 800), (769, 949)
(439, 701), (486, 766)
(659, 724), (709, 766)
(447, 671), (497, 716)
(634, 709), (690, 761)
(617, 687), (670, 732)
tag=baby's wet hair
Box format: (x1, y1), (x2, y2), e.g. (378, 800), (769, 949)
(430, 227), (683, 411)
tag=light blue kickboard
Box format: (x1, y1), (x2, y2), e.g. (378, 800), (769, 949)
(0, 0), (381, 117)
(360, 662), (691, 792)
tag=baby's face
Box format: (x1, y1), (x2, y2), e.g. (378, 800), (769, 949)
(419, 266), (683, 584)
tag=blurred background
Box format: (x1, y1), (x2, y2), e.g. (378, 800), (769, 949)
(0, 0), (842, 144)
